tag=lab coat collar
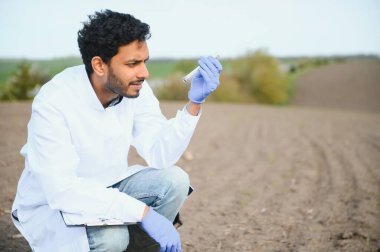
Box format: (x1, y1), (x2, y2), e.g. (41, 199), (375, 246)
(76, 65), (108, 112)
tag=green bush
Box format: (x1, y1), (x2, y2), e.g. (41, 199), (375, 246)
(155, 50), (291, 104)
(154, 60), (197, 101)
(154, 74), (189, 101)
(172, 60), (197, 75)
(209, 74), (252, 102)
(231, 50), (290, 104)
(0, 61), (49, 101)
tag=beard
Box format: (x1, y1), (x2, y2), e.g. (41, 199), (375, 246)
(105, 66), (143, 98)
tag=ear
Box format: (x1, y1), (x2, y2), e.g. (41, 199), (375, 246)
(91, 56), (108, 76)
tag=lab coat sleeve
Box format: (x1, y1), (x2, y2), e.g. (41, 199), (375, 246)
(26, 95), (146, 222)
(132, 83), (200, 168)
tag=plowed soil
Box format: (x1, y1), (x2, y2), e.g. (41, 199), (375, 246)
(1, 59), (379, 251)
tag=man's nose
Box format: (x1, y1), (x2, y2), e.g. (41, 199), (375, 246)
(137, 63), (149, 79)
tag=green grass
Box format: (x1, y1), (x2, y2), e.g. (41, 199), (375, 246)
(0, 57), (82, 87)
(0, 59), (25, 85)
(0, 57), (178, 87)
(147, 59), (177, 79)
(35, 57), (83, 76)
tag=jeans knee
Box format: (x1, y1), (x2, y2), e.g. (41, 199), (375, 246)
(169, 166), (190, 198)
(87, 225), (129, 252)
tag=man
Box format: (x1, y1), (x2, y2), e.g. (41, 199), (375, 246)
(11, 9), (222, 252)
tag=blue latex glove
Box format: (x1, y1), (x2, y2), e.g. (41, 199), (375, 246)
(141, 207), (181, 252)
(188, 56), (222, 104)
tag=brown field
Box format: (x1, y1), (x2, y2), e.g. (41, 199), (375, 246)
(292, 59), (380, 113)
(1, 60), (380, 251)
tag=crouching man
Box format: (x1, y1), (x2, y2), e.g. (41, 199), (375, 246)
(11, 9), (222, 252)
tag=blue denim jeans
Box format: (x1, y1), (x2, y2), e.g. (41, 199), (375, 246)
(86, 166), (190, 252)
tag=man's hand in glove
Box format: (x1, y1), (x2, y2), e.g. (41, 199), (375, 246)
(141, 207), (181, 252)
(188, 56), (222, 104)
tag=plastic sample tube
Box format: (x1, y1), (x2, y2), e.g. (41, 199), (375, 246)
(182, 55), (219, 84)
(182, 67), (200, 83)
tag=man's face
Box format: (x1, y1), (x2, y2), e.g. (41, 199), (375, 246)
(105, 40), (149, 98)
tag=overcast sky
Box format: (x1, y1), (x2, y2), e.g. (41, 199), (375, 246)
(0, 0), (379, 59)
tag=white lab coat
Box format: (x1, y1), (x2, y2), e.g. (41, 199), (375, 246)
(12, 65), (200, 251)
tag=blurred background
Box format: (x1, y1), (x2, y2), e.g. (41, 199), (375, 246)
(0, 0), (379, 110)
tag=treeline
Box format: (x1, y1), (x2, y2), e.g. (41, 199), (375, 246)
(155, 50), (349, 104)
(0, 52), (370, 103)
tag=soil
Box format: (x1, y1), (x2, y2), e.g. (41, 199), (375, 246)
(292, 59), (380, 113)
(1, 60), (379, 251)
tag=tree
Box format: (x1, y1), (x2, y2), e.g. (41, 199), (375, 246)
(1, 61), (49, 100)
(232, 50), (290, 104)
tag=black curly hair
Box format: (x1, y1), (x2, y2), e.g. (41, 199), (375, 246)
(77, 9), (151, 76)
